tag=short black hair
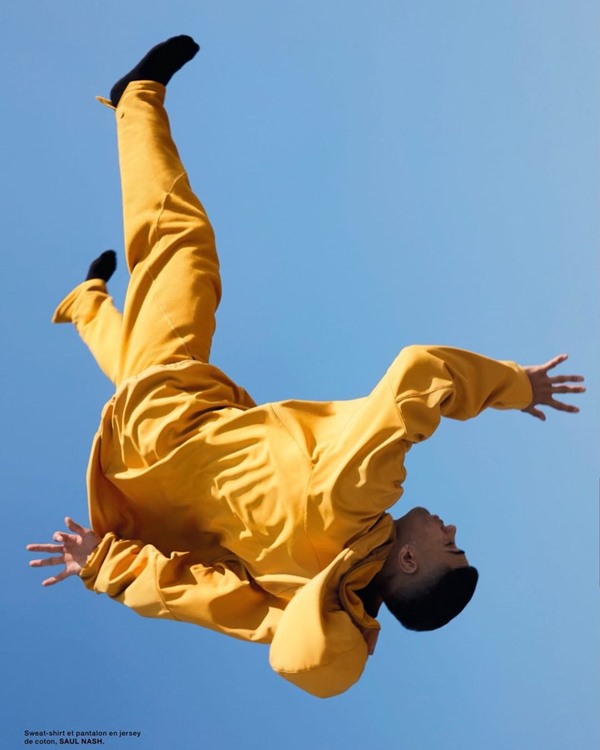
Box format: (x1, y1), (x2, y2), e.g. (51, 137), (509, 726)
(383, 566), (479, 631)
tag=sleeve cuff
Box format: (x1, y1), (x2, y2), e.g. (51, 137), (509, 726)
(499, 360), (533, 410)
(79, 532), (118, 592)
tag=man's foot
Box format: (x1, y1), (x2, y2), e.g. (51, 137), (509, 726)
(86, 250), (117, 282)
(109, 35), (200, 107)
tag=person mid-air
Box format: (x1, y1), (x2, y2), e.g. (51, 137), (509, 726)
(27, 35), (585, 698)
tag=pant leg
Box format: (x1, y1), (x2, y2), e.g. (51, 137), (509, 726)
(52, 279), (123, 383)
(114, 81), (221, 384)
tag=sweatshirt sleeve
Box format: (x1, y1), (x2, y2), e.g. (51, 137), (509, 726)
(386, 345), (533, 444)
(80, 533), (284, 643)
(308, 345), (534, 529)
(269, 525), (392, 699)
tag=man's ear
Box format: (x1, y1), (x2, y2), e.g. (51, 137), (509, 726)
(397, 544), (418, 574)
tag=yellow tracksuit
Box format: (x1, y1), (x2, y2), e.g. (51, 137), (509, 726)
(53, 82), (533, 698)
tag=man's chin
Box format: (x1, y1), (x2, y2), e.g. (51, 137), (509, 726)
(401, 506), (431, 520)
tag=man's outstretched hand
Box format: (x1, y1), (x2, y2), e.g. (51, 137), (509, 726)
(27, 517), (100, 586)
(522, 354), (585, 421)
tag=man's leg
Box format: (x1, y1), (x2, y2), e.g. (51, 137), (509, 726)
(110, 37), (220, 383)
(52, 251), (122, 382)
(52, 37), (213, 385)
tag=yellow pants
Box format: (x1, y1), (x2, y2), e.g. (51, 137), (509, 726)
(53, 82), (221, 384)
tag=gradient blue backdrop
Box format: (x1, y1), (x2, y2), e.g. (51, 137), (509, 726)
(3, 2), (598, 749)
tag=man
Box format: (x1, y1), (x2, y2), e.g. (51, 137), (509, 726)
(27, 36), (585, 698)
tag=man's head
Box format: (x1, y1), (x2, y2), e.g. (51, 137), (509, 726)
(375, 507), (478, 631)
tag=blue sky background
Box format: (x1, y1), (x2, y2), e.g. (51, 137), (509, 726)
(2, 2), (598, 748)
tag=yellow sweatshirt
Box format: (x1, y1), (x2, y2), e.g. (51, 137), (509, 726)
(71, 338), (532, 697)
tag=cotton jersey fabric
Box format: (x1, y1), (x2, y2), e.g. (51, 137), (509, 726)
(53, 82), (533, 698)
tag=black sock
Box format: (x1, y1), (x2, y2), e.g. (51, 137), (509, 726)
(110, 35), (200, 107)
(86, 250), (117, 282)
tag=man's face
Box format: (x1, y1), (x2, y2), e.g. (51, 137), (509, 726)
(396, 506), (470, 573)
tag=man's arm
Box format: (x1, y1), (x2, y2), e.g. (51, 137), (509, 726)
(27, 519), (283, 643)
(385, 346), (585, 445)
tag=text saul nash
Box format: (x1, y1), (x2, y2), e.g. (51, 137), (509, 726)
(24, 731), (142, 744)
